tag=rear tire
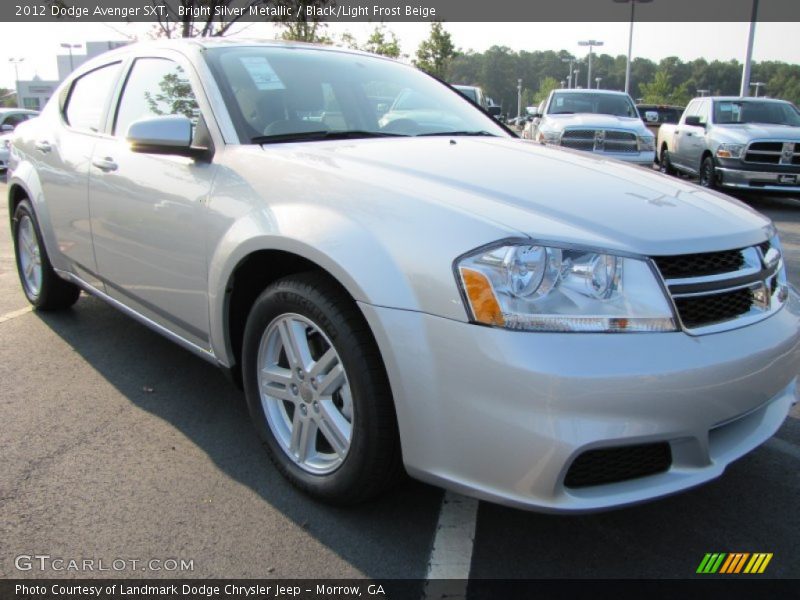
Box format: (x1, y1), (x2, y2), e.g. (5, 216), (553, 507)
(241, 272), (403, 504)
(12, 199), (80, 310)
(659, 148), (677, 175)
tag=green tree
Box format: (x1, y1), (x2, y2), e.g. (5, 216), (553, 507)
(274, 1), (332, 43)
(0, 88), (16, 108)
(534, 76), (561, 103)
(363, 26), (401, 58)
(414, 22), (457, 80)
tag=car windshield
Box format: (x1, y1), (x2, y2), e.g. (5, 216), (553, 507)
(454, 86), (478, 103)
(713, 100), (800, 126)
(204, 47), (508, 142)
(548, 92), (638, 117)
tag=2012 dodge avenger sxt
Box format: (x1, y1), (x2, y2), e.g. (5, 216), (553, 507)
(8, 39), (799, 512)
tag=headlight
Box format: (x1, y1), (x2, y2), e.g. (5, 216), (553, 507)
(537, 130), (561, 144)
(637, 135), (656, 152)
(456, 242), (677, 332)
(765, 233), (789, 304)
(716, 143), (745, 159)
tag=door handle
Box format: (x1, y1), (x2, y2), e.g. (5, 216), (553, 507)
(35, 141), (52, 153)
(92, 157), (118, 172)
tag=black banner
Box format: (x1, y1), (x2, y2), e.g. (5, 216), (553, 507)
(2, 579), (798, 600)
(1, 0), (799, 23)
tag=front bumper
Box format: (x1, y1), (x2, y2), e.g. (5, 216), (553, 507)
(716, 166), (800, 193)
(360, 291), (800, 512)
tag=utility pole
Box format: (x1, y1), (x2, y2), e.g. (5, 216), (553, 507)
(740, 0), (759, 97)
(578, 40), (604, 90)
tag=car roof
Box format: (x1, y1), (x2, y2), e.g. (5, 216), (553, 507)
(552, 89), (630, 96)
(705, 96), (790, 103)
(0, 108), (38, 114)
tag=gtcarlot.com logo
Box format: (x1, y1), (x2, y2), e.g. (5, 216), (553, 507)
(14, 554), (194, 573)
(696, 552), (773, 574)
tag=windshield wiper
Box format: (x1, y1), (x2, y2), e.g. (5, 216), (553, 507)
(415, 130), (499, 137)
(550, 111), (575, 115)
(252, 130), (408, 144)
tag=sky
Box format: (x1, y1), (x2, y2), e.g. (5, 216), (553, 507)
(0, 20), (799, 89)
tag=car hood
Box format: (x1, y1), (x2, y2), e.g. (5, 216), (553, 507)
(715, 122), (800, 143)
(259, 136), (771, 255)
(543, 113), (651, 135)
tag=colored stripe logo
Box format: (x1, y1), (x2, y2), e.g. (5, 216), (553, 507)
(697, 553), (773, 574)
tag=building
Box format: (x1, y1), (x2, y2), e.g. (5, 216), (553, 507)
(15, 40), (130, 111)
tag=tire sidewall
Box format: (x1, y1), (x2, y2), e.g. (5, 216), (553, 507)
(13, 199), (46, 305)
(700, 156), (716, 188)
(241, 280), (377, 498)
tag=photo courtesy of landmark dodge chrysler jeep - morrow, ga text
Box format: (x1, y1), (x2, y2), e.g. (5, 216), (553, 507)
(7, 39), (800, 512)
(657, 96), (800, 193)
(524, 89), (656, 165)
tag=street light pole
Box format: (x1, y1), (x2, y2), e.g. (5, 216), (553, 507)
(517, 78), (522, 121)
(750, 82), (765, 97)
(9, 58), (24, 108)
(60, 43), (81, 74)
(562, 56), (575, 89)
(578, 40), (604, 90)
(595, 77), (602, 89)
(740, 0), (759, 96)
(614, 0), (653, 96)
(574, 68), (580, 88)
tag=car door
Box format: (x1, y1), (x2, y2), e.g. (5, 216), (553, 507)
(35, 61), (123, 288)
(88, 53), (219, 349)
(671, 99), (699, 169)
(681, 99), (709, 171)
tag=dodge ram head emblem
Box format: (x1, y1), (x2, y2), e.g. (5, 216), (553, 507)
(781, 142), (794, 164)
(593, 130), (605, 151)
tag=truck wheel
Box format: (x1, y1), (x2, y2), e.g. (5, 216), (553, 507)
(659, 148), (676, 176)
(13, 199), (81, 310)
(699, 156), (717, 189)
(241, 272), (403, 504)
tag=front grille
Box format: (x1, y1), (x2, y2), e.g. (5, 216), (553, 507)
(560, 129), (638, 153)
(674, 288), (754, 328)
(744, 141), (800, 165)
(564, 443), (672, 488)
(653, 249), (744, 279)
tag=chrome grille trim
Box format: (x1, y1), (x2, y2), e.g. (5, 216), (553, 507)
(560, 128), (639, 153)
(651, 243), (787, 335)
(743, 140), (800, 165)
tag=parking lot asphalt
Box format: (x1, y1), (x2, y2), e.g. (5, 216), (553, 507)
(1, 174), (799, 582)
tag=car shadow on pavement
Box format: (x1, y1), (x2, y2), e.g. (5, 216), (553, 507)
(34, 295), (442, 580)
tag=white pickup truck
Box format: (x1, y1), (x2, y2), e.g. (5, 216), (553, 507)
(657, 96), (800, 193)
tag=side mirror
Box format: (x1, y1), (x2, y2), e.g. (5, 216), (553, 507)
(126, 115), (208, 159)
(487, 105), (502, 117)
(1, 124), (13, 132)
(684, 115), (704, 127)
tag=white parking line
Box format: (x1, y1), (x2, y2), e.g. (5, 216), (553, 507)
(423, 491), (479, 600)
(0, 306), (32, 323)
(765, 437), (800, 460)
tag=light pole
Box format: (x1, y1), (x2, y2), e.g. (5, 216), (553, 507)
(595, 77), (603, 89)
(60, 43), (81, 74)
(562, 55), (575, 89)
(578, 40), (604, 90)
(517, 78), (522, 121)
(573, 69), (580, 88)
(740, 0), (759, 96)
(9, 58), (24, 108)
(614, 0), (653, 96)
(750, 82), (765, 97)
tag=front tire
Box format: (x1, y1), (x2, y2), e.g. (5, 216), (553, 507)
(699, 156), (717, 189)
(12, 199), (80, 310)
(241, 272), (402, 504)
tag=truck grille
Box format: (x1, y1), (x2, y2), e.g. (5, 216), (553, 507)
(564, 442), (672, 488)
(651, 243), (785, 332)
(743, 141), (800, 165)
(560, 129), (638, 153)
